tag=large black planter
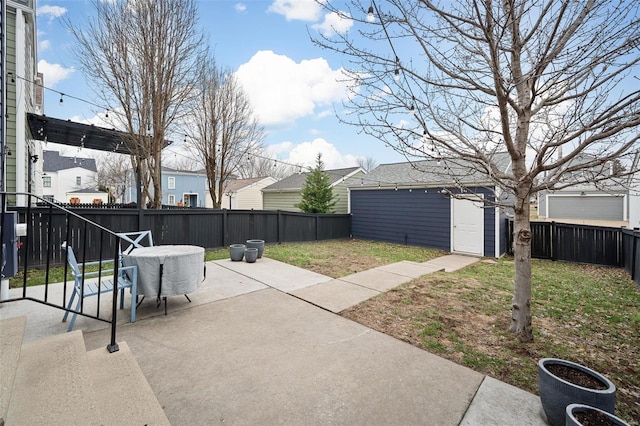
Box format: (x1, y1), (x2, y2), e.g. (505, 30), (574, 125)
(566, 404), (630, 426)
(538, 358), (616, 426)
(229, 244), (245, 261)
(246, 239), (265, 258)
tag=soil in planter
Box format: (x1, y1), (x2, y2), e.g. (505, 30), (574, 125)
(574, 410), (618, 426)
(546, 364), (608, 390)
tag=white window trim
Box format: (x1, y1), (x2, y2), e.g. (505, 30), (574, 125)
(168, 194), (175, 205)
(168, 176), (176, 190)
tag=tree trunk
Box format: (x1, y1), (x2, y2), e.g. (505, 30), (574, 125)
(509, 192), (534, 342)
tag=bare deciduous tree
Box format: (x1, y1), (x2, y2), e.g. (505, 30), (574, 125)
(357, 156), (378, 173)
(67, 0), (206, 208)
(315, 0), (640, 342)
(236, 152), (297, 180)
(184, 59), (265, 208)
(95, 153), (131, 203)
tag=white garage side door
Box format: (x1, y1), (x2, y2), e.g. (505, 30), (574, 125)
(452, 197), (484, 256)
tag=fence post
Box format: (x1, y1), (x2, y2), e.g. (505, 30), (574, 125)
(277, 210), (283, 243)
(632, 228), (639, 281)
(222, 209), (228, 247)
(550, 221), (556, 261)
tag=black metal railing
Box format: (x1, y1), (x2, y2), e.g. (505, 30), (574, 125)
(1, 192), (127, 352)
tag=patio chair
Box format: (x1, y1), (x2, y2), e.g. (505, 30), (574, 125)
(61, 242), (138, 332)
(116, 230), (154, 255)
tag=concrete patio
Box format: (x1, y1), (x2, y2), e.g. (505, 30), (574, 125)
(1, 255), (549, 425)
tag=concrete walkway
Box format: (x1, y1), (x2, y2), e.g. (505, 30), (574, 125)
(1, 254), (548, 425)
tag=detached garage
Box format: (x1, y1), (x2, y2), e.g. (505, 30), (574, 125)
(349, 156), (512, 258)
(538, 190), (628, 222)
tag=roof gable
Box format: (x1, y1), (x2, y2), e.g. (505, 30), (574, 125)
(44, 150), (98, 173)
(224, 177), (275, 192)
(358, 153), (511, 187)
(263, 167), (362, 191)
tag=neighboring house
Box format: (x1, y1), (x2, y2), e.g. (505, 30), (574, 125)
(222, 176), (277, 210)
(65, 188), (109, 204)
(161, 166), (209, 208)
(349, 154), (512, 258)
(262, 167), (365, 213)
(42, 151), (99, 203)
(3, 0), (42, 205)
(537, 154), (631, 224)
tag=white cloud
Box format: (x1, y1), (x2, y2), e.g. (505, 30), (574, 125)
(36, 5), (67, 19)
(235, 3), (246, 12)
(39, 39), (51, 51)
(312, 11), (353, 36)
(268, 0), (327, 22)
(235, 50), (349, 126)
(277, 138), (359, 169)
(37, 60), (75, 87)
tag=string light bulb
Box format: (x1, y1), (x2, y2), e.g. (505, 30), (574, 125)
(366, 5), (375, 22)
(59, 94), (64, 105)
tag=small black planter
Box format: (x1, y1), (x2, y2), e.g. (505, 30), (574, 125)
(566, 403), (630, 426)
(244, 247), (258, 263)
(538, 358), (616, 426)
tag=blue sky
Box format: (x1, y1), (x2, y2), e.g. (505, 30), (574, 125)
(35, 0), (407, 170)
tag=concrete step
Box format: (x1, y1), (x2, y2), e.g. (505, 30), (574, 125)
(0, 316), (27, 425)
(4, 330), (103, 425)
(86, 342), (170, 425)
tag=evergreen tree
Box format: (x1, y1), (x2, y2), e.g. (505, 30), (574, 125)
(296, 154), (336, 213)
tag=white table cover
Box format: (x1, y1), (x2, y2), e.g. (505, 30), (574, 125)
(122, 245), (205, 297)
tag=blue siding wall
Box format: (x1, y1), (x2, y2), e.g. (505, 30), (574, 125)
(351, 187), (500, 256)
(351, 189), (451, 250)
(164, 173), (207, 207)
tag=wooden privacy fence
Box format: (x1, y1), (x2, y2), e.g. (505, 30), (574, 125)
(506, 220), (640, 286)
(11, 207), (351, 268)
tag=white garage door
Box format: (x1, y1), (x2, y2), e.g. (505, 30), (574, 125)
(452, 197), (484, 256)
(549, 196), (624, 221)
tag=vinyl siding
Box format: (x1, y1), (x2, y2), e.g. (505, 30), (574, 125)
(332, 171), (365, 213)
(351, 189), (451, 250)
(6, 11), (17, 193)
(263, 191), (302, 212)
(235, 187), (264, 210)
(163, 173), (207, 207)
(263, 171), (364, 213)
(351, 186), (498, 255)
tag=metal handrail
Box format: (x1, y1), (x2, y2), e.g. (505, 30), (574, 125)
(1, 192), (126, 352)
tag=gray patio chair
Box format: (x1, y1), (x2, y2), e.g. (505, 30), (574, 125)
(116, 230), (154, 255)
(61, 242), (138, 332)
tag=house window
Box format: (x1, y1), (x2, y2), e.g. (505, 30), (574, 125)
(76, 176), (82, 186)
(42, 176), (51, 187)
(168, 177), (175, 190)
(43, 195), (54, 202)
(168, 194), (175, 205)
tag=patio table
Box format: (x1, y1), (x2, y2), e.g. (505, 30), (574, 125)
(122, 245), (205, 314)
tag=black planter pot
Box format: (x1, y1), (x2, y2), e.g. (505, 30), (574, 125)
(538, 358), (616, 426)
(246, 239), (265, 258)
(566, 404), (630, 426)
(244, 247), (258, 263)
(229, 244), (245, 261)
